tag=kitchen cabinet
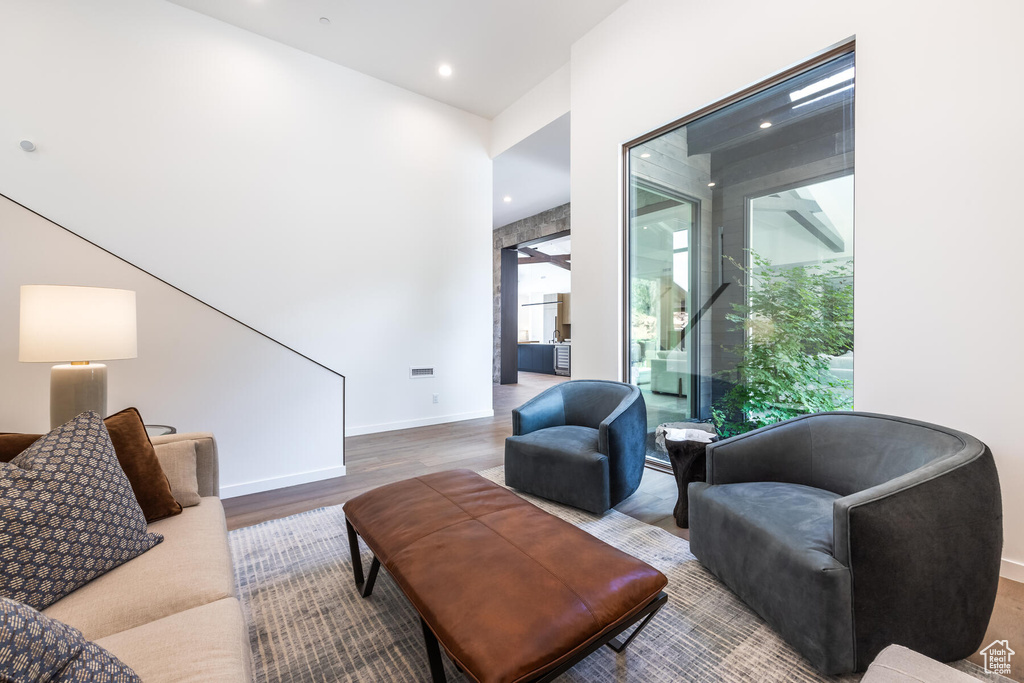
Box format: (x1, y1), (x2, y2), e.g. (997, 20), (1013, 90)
(554, 293), (571, 341)
(518, 343), (557, 374)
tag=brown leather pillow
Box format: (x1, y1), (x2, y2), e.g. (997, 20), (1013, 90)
(0, 433), (41, 463)
(0, 408), (182, 522)
(103, 408), (182, 522)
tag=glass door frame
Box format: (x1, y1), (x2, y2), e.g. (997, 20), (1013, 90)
(626, 177), (703, 418)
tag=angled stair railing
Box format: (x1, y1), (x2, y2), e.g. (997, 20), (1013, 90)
(2, 192), (347, 464)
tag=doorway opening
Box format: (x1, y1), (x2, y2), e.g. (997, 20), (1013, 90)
(510, 233), (571, 381)
(492, 113), (571, 385)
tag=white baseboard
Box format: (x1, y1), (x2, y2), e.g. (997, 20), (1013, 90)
(346, 409), (495, 437)
(220, 464), (347, 499)
(219, 410), (494, 497)
(1001, 558), (1024, 584)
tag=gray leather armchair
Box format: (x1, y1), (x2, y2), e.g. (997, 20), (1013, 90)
(505, 380), (647, 514)
(688, 412), (1002, 674)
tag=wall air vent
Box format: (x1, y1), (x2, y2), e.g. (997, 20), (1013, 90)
(410, 366), (435, 379)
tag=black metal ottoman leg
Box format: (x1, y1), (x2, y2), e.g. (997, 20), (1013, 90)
(346, 519), (364, 586)
(607, 592), (668, 653)
(361, 557), (380, 598)
(420, 617), (448, 683)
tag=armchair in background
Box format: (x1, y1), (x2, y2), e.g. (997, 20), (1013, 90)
(505, 380), (647, 514)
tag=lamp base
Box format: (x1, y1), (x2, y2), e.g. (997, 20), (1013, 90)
(50, 363), (107, 429)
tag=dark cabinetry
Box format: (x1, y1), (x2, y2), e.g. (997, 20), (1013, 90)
(518, 344), (556, 374)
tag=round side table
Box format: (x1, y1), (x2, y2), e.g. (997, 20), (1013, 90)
(662, 422), (718, 528)
(144, 424), (177, 438)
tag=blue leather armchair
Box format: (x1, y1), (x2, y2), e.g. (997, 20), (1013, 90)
(505, 380), (647, 514)
(689, 412), (1003, 674)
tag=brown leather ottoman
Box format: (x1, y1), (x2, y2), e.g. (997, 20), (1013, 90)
(342, 469), (668, 683)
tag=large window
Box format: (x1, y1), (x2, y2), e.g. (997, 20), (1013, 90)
(626, 47), (855, 465)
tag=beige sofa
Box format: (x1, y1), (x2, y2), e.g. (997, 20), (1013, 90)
(860, 645), (979, 682)
(650, 347), (689, 396)
(42, 433), (252, 683)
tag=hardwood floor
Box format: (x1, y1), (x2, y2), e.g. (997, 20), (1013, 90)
(224, 372), (686, 537)
(223, 373), (1022, 681)
(969, 577), (1024, 681)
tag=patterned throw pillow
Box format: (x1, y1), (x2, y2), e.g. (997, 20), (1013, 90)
(0, 407), (183, 522)
(0, 596), (139, 682)
(0, 412), (162, 611)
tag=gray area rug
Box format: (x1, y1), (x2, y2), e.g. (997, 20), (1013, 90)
(229, 467), (1003, 682)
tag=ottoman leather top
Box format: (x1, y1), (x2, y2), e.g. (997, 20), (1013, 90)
(343, 469), (667, 683)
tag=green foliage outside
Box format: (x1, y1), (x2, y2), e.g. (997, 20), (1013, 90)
(712, 252), (854, 437)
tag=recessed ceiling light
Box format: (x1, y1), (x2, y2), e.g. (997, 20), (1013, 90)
(438, 64), (453, 78)
(319, 17), (330, 25)
(707, 182), (716, 187)
(759, 121), (772, 129)
(639, 152), (651, 158)
(503, 195), (512, 203)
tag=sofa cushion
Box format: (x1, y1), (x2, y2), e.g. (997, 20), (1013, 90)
(0, 408), (182, 522)
(0, 595), (139, 682)
(154, 440), (201, 508)
(0, 412), (163, 611)
(695, 481), (837, 555)
(43, 497), (234, 640)
(860, 644), (979, 682)
(508, 425), (601, 460)
(505, 425), (610, 513)
(94, 598), (251, 683)
(152, 433), (219, 498)
(689, 480), (853, 673)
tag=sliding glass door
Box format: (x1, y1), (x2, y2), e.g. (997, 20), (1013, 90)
(628, 178), (700, 444)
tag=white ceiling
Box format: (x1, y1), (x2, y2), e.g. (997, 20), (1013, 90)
(166, 0), (626, 119)
(519, 261), (571, 297)
(493, 113), (570, 229)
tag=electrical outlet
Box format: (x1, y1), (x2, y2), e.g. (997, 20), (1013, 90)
(432, 393), (439, 404)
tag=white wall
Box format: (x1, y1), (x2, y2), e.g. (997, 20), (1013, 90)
(0, 0), (494, 446)
(0, 195), (344, 497)
(490, 64), (571, 158)
(569, 0), (1024, 577)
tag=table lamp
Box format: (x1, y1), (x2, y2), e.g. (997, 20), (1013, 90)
(19, 285), (138, 428)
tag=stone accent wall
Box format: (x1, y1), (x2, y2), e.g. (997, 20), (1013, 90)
(493, 203), (570, 383)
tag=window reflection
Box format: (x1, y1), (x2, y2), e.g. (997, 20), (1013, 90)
(627, 51), (855, 463)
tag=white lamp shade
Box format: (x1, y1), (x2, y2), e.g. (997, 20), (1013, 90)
(19, 285), (138, 362)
